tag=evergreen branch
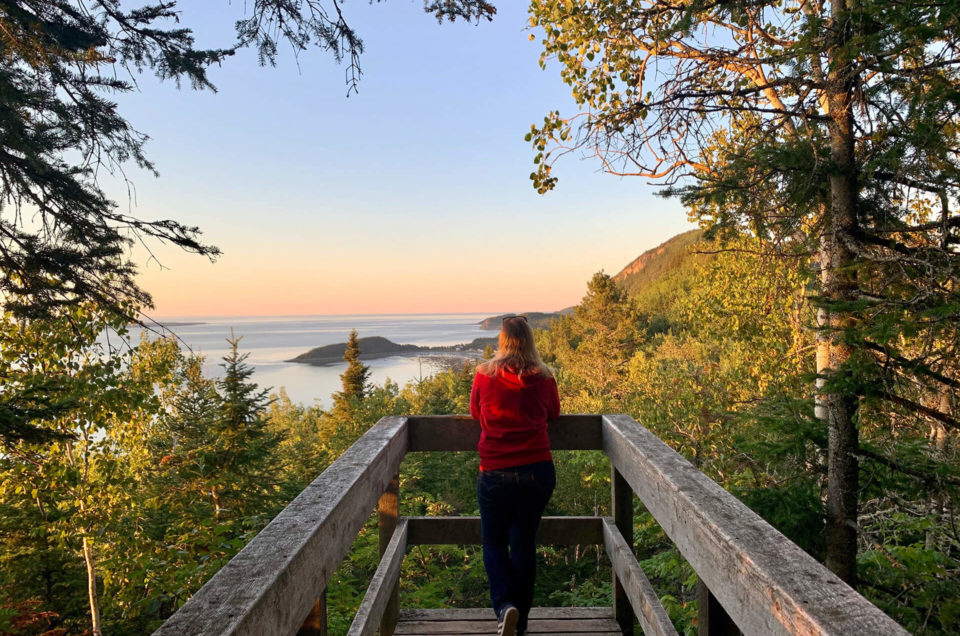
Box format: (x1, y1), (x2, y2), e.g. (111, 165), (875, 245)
(858, 445), (960, 488)
(879, 390), (960, 432)
(851, 227), (960, 262)
(861, 341), (960, 391)
(871, 171), (958, 196)
(866, 216), (960, 235)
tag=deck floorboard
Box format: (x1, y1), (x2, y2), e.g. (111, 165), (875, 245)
(395, 607), (621, 635)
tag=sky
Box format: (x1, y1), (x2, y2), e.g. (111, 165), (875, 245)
(109, 1), (697, 317)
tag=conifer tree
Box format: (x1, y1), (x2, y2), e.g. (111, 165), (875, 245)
(211, 332), (281, 518)
(544, 273), (645, 411)
(335, 330), (371, 408)
(153, 333), (281, 521)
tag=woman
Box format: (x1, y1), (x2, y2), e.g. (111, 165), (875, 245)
(470, 315), (559, 636)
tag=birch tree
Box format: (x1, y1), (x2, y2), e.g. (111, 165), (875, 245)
(0, 304), (156, 634)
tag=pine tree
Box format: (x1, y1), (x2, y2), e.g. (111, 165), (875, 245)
(154, 332), (281, 521)
(545, 272), (645, 411)
(334, 330), (371, 409)
(210, 331), (281, 519)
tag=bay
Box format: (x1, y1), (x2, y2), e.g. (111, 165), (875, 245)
(135, 313), (499, 408)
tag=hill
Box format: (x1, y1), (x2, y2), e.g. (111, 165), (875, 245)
(477, 311), (572, 331)
(613, 229), (703, 296)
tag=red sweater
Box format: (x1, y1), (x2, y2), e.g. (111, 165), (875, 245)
(470, 368), (560, 471)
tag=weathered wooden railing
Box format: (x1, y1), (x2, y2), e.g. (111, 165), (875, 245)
(155, 415), (908, 636)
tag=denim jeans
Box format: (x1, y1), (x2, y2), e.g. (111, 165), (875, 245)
(477, 460), (556, 631)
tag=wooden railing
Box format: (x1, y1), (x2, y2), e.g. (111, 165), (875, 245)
(155, 415), (908, 636)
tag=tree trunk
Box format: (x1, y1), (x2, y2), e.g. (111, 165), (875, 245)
(83, 535), (103, 636)
(820, 0), (861, 586)
(67, 435), (103, 635)
(927, 390), (951, 550)
(212, 486), (224, 521)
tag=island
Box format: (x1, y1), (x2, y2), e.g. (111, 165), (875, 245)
(287, 335), (498, 366)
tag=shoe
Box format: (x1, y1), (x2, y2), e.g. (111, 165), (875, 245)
(497, 604), (519, 636)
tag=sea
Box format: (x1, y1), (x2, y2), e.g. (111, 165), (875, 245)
(133, 314), (498, 408)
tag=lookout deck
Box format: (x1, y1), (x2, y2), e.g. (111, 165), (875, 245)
(156, 414), (909, 636)
(394, 607), (621, 635)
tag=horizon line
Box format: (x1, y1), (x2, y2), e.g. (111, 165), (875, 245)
(142, 308), (572, 321)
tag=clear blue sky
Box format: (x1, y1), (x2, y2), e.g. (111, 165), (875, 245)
(110, 1), (696, 316)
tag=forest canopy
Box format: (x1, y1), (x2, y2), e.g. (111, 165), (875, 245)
(1, 0), (959, 634)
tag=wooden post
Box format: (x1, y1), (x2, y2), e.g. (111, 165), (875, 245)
(612, 467), (635, 636)
(379, 473), (400, 636)
(697, 581), (739, 636)
(296, 593), (327, 636)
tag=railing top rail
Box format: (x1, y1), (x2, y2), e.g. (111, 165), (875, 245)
(154, 416), (409, 636)
(407, 414), (602, 451)
(601, 414), (907, 636)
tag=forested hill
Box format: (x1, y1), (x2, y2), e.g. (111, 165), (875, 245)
(477, 311), (570, 330)
(613, 229), (704, 297)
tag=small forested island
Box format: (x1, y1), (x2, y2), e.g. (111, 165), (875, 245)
(287, 335), (498, 365)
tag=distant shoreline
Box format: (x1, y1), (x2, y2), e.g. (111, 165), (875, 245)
(155, 321), (207, 327)
(291, 349), (485, 366)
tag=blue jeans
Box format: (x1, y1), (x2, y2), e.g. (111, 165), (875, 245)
(477, 460), (556, 631)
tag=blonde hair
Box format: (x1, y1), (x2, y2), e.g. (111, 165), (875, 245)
(478, 316), (553, 377)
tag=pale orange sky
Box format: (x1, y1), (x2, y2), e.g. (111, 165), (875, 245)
(121, 2), (698, 318)
(135, 208), (696, 317)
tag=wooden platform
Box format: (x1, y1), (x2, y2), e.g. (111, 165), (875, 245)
(394, 607), (621, 635)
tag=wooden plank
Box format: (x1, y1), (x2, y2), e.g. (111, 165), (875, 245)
(348, 518), (409, 636)
(396, 621), (618, 634)
(611, 468), (635, 636)
(521, 633), (620, 635)
(601, 414), (909, 636)
(395, 607), (621, 635)
(602, 518), (679, 636)
(407, 414), (602, 451)
(406, 516), (603, 545)
(398, 607), (614, 620)
(379, 473), (400, 636)
(154, 416), (409, 636)
(397, 632), (618, 636)
(395, 618), (619, 634)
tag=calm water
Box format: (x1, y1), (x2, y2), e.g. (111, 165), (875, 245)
(135, 314), (498, 408)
